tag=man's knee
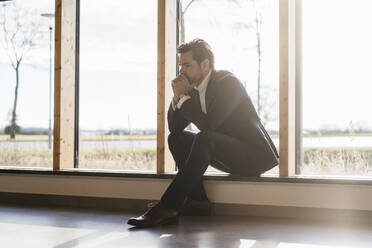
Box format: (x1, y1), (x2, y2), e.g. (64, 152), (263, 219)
(168, 132), (179, 150)
(194, 131), (211, 146)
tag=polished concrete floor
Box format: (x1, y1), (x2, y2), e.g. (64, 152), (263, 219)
(0, 204), (372, 248)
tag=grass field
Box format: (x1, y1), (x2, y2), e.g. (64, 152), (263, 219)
(1, 147), (372, 176)
(0, 148), (156, 171)
(2, 133), (372, 175)
(2, 132), (372, 142)
(302, 147), (372, 175)
(0, 134), (156, 142)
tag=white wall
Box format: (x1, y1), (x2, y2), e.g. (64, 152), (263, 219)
(1, 173), (372, 211)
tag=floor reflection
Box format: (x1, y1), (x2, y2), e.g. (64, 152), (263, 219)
(0, 205), (371, 248)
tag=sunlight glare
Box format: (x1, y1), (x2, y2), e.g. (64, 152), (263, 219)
(278, 242), (347, 248)
(160, 233), (173, 238)
(73, 231), (129, 248)
(240, 239), (257, 248)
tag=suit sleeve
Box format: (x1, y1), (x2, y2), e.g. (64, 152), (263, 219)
(167, 102), (191, 134)
(179, 75), (245, 131)
(207, 76), (245, 130)
(177, 89), (208, 130)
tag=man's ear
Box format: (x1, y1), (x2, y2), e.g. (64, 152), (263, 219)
(201, 59), (210, 72)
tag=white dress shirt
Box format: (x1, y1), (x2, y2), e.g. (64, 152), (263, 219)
(172, 70), (212, 114)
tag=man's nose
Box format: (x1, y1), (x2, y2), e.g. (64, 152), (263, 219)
(179, 67), (184, 74)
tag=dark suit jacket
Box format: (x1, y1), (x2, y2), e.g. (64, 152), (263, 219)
(168, 70), (279, 172)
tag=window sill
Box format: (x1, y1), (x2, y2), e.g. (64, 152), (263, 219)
(1, 166), (372, 186)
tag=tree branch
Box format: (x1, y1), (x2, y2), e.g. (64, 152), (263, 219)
(183, 0), (197, 15)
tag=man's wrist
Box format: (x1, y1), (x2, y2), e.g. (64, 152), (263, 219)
(173, 95), (180, 105)
(174, 93), (188, 102)
(172, 93), (191, 110)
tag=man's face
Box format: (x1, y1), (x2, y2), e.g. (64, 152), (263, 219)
(179, 51), (203, 85)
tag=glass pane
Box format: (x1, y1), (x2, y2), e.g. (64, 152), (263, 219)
(0, 0), (55, 168)
(180, 0), (279, 174)
(79, 1), (157, 171)
(301, 0), (372, 176)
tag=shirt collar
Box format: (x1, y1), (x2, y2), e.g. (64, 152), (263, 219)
(194, 70), (212, 92)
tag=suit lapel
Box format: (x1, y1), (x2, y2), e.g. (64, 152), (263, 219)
(205, 70), (217, 114)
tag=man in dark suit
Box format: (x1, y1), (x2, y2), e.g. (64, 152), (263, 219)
(128, 39), (278, 227)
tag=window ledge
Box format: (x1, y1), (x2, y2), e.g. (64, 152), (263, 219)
(1, 167), (372, 186)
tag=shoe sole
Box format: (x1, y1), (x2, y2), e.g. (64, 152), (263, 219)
(127, 216), (179, 228)
(180, 208), (212, 216)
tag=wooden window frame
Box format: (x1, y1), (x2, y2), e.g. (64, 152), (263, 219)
(279, 0), (297, 177)
(49, 0), (297, 176)
(53, 0), (76, 170)
(2, 0), (371, 183)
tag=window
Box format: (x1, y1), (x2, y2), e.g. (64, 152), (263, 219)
(2, 0), (371, 182)
(0, 0), (54, 168)
(300, 0), (372, 176)
(78, 0), (157, 171)
(179, 0), (279, 174)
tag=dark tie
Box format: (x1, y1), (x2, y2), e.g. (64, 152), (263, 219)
(190, 89), (202, 111)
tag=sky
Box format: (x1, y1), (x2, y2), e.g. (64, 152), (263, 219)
(1, 0), (372, 132)
(301, 0), (372, 131)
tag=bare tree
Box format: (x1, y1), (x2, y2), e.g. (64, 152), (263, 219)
(251, 0), (263, 117)
(249, 0), (279, 128)
(235, 0), (264, 117)
(178, 0), (276, 127)
(0, 2), (43, 139)
(178, 0), (198, 44)
(259, 85), (278, 127)
(232, 0), (275, 125)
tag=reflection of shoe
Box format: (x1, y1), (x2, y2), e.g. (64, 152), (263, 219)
(127, 202), (179, 227)
(180, 198), (212, 216)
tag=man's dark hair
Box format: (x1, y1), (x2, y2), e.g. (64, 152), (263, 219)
(177, 39), (215, 69)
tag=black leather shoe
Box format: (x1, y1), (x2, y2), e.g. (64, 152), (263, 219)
(127, 202), (179, 227)
(180, 198), (212, 216)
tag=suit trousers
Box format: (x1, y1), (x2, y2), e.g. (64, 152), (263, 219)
(161, 130), (262, 211)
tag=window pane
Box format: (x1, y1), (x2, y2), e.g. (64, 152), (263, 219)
(79, 1), (157, 171)
(180, 0), (279, 174)
(0, 0), (54, 168)
(301, 0), (372, 176)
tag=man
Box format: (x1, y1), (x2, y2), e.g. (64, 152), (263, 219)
(127, 39), (278, 227)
